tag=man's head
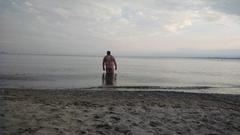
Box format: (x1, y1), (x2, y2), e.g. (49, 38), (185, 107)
(107, 51), (111, 55)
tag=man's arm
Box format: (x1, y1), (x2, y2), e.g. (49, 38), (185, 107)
(113, 57), (117, 70)
(102, 57), (105, 71)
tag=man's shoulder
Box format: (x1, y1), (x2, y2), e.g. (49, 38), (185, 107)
(103, 55), (108, 58)
(103, 55), (109, 60)
(104, 55), (115, 60)
(110, 55), (115, 60)
(104, 55), (114, 58)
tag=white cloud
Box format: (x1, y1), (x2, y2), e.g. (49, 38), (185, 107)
(165, 19), (193, 33)
(36, 16), (46, 24)
(54, 8), (72, 19)
(25, 1), (32, 7)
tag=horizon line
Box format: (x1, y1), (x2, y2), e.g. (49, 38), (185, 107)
(1, 52), (240, 59)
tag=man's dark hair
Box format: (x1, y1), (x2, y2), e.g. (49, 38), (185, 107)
(107, 51), (111, 55)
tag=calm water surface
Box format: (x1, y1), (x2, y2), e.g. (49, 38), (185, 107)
(0, 54), (240, 94)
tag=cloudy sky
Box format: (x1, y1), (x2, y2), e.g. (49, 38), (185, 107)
(1, 0), (240, 57)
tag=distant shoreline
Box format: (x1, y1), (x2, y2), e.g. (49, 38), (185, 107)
(1, 53), (240, 60)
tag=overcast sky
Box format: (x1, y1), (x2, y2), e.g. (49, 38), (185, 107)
(1, 0), (240, 57)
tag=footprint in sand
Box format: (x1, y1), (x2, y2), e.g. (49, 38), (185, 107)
(149, 121), (162, 127)
(110, 116), (121, 123)
(96, 123), (112, 130)
(114, 125), (132, 135)
(94, 115), (101, 119)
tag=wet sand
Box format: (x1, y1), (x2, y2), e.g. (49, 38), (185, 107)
(1, 89), (240, 135)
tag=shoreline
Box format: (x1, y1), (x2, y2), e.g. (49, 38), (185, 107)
(1, 86), (240, 95)
(1, 89), (240, 134)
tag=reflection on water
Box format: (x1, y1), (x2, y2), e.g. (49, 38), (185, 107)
(102, 73), (117, 86)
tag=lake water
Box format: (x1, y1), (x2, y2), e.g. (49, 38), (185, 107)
(1, 54), (240, 94)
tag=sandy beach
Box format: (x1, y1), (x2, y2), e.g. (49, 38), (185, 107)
(1, 89), (240, 135)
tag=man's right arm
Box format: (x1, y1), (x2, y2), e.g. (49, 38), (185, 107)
(102, 57), (105, 71)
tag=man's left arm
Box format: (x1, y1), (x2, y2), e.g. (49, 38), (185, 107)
(113, 57), (117, 70)
(102, 57), (105, 71)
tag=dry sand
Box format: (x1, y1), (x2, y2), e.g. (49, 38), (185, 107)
(0, 89), (240, 135)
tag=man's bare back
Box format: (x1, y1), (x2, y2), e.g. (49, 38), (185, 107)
(102, 51), (117, 73)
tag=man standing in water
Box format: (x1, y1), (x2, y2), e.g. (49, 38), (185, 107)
(102, 51), (117, 86)
(102, 51), (117, 73)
